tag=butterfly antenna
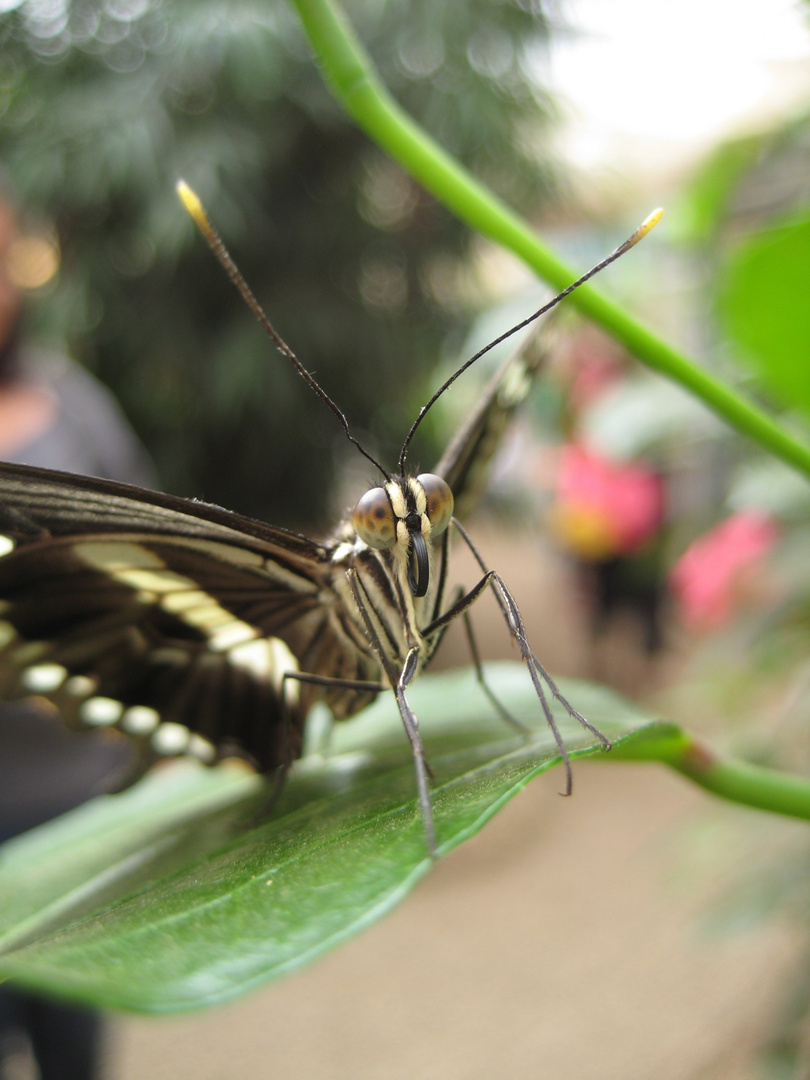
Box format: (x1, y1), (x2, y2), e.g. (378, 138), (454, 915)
(398, 208), (663, 474)
(177, 180), (390, 480)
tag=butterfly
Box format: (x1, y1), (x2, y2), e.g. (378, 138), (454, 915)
(0, 187), (660, 856)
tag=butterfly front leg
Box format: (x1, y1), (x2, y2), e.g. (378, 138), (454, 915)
(237, 667), (387, 829)
(422, 519), (612, 797)
(429, 530), (529, 735)
(279, 665), (388, 762)
(394, 646), (437, 857)
(276, 660), (438, 857)
(459, 608), (531, 736)
(344, 568), (439, 858)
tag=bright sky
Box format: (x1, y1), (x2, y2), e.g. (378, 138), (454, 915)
(544, 0), (810, 176)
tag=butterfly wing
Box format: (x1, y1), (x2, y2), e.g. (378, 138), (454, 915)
(434, 329), (547, 519)
(0, 462), (378, 779)
(0, 330), (546, 784)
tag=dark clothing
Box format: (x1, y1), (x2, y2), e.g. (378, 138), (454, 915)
(7, 347), (155, 486)
(0, 346), (157, 1080)
(0, 991), (103, 1080)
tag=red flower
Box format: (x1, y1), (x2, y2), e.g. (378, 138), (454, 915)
(549, 444), (665, 559)
(669, 511), (780, 630)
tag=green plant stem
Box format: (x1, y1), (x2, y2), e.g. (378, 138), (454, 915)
(610, 724), (810, 821)
(291, 0), (810, 481)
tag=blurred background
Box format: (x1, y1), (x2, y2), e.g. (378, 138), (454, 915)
(2, 0), (810, 1077)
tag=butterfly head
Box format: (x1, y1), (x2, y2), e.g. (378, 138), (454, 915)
(352, 473), (453, 598)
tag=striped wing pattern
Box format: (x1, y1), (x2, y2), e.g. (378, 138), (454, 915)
(0, 337), (544, 796)
(0, 463), (380, 780)
(434, 338), (546, 520)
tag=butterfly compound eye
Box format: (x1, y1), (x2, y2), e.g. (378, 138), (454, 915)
(353, 487), (397, 549)
(417, 474), (453, 537)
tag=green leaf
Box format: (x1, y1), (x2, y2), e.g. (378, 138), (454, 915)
(674, 134), (762, 243)
(4, 668), (810, 1017)
(718, 209), (810, 417)
(0, 664), (652, 1013)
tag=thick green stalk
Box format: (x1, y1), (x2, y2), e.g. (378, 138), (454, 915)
(291, 0), (810, 481)
(610, 724), (810, 821)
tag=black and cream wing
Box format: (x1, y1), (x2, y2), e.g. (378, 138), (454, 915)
(0, 461), (375, 778)
(434, 331), (547, 519)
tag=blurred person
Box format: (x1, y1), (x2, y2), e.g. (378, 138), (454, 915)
(547, 441), (667, 654)
(545, 329), (670, 691)
(0, 185), (155, 1079)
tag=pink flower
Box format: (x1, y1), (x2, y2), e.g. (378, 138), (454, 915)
(549, 444), (665, 559)
(669, 511), (780, 630)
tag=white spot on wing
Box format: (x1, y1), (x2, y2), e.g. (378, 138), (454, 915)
(161, 589), (210, 613)
(218, 545), (262, 567)
(228, 638), (272, 677)
(116, 568), (193, 595)
(151, 722), (191, 755)
(229, 636), (300, 702)
(74, 543), (260, 646)
(500, 357), (531, 405)
(121, 705), (160, 736)
(208, 621), (256, 651)
(269, 638), (299, 699)
(185, 603), (233, 631)
(74, 542), (166, 573)
(65, 674), (98, 698)
(13, 640), (48, 665)
(22, 663), (67, 693)
(0, 536), (14, 558)
(80, 696), (124, 727)
(162, 587), (259, 649)
(73, 542), (312, 672)
(188, 733), (216, 762)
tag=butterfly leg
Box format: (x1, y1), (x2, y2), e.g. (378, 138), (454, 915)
(282, 665), (437, 856)
(395, 647), (438, 858)
(345, 570), (438, 858)
(276, 667), (387, 772)
(252, 668), (309, 821)
(280, 668), (387, 761)
(460, 608), (530, 735)
(239, 670), (388, 830)
(249, 763), (290, 825)
(283, 671), (387, 695)
(530, 652), (611, 749)
(424, 519), (611, 795)
(427, 566), (579, 793)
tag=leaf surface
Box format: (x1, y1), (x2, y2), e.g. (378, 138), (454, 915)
(0, 664), (656, 1012)
(719, 209), (810, 416)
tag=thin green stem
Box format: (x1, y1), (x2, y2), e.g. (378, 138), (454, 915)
(291, 0), (810, 480)
(609, 724), (810, 821)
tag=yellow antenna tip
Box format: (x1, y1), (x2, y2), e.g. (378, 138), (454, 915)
(639, 207), (663, 236)
(176, 179), (214, 239)
(621, 207), (663, 252)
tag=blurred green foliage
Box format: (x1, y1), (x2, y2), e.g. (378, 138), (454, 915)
(678, 111), (810, 423)
(719, 210), (810, 419)
(0, 0), (561, 527)
(673, 103), (810, 1080)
